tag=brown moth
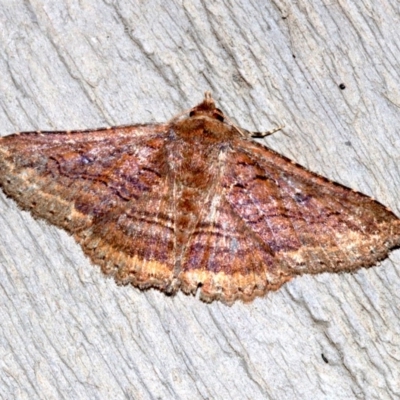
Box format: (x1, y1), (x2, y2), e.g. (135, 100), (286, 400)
(0, 92), (399, 304)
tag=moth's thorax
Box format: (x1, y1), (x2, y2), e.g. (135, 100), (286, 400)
(173, 115), (240, 143)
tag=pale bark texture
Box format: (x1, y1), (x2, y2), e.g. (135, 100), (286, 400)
(0, 1), (399, 399)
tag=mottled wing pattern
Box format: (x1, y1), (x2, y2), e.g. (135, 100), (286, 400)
(178, 135), (400, 304)
(223, 138), (400, 276)
(0, 126), (177, 291)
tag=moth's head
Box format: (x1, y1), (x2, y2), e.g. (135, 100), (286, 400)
(189, 91), (224, 122)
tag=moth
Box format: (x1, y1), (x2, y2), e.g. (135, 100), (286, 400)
(0, 92), (399, 304)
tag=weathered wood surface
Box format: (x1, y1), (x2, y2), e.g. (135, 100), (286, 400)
(0, 1), (399, 399)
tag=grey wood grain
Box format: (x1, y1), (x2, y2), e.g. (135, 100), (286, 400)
(0, 1), (399, 399)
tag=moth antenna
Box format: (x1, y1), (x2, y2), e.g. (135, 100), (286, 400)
(216, 109), (285, 139)
(250, 125), (286, 138)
